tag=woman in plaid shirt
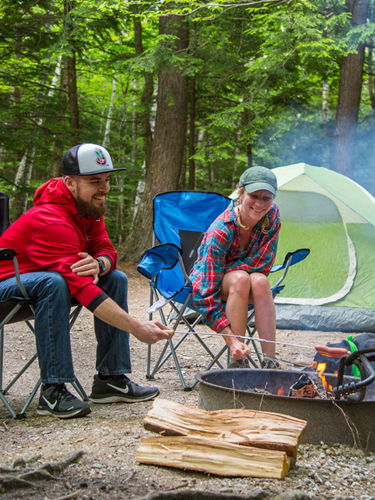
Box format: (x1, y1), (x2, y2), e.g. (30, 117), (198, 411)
(190, 167), (281, 365)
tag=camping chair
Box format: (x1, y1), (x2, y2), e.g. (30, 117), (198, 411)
(137, 191), (310, 391)
(0, 192), (88, 418)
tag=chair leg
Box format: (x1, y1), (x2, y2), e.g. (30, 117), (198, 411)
(18, 378), (42, 419)
(72, 378), (89, 401)
(3, 353), (38, 394)
(0, 391), (17, 418)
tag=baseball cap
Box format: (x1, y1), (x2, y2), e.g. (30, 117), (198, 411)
(61, 143), (127, 176)
(238, 166), (277, 196)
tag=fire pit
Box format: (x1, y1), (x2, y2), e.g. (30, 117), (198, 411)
(195, 369), (375, 451)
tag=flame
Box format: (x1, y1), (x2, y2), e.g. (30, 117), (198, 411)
(277, 387), (285, 396)
(316, 362), (328, 389)
(315, 363), (334, 392)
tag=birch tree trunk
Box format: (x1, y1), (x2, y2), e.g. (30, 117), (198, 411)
(102, 72), (117, 149)
(131, 81), (137, 167)
(116, 83), (129, 245)
(51, 58), (69, 177)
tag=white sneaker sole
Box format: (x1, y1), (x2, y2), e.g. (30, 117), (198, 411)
(89, 392), (159, 404)
(36, 407), (91, 419)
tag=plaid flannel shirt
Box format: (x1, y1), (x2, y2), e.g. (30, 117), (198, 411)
(189, 200), (281, 333)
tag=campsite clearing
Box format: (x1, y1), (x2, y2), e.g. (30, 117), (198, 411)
(0, 262), (374, 500)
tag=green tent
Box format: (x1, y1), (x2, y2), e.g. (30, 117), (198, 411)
(233, 163), (375, 332)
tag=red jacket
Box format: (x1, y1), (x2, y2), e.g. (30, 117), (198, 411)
(0, 178), (117, 310)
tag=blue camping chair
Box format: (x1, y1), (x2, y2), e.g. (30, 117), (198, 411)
(137, 191), (310, 391)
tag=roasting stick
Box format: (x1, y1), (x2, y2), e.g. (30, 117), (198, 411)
(165, 330), (349, 358)
(165, 330), (315, 351)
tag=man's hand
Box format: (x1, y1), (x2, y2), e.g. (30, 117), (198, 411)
(71, 252), (99, 284)
(131, 320), (172, 344)
(92, 298), (172, 345)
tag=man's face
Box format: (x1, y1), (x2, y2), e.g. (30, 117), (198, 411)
(69, 173), (111, 218)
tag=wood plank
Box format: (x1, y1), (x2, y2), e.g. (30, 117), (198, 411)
(144, 398), (307, 457)
(137, 436), (289, 478)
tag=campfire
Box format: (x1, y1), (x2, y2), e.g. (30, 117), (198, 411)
(288, 363), (337, 399)
(247, 362), (338, 400)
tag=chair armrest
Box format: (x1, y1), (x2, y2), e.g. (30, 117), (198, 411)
(0, 248), (30, 300)
(270, 248), (310, 273)
(271, 248), (310, 290)
(137, 243), (181, 280)
(0, 248), (17, 260)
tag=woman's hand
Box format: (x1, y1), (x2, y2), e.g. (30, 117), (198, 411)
(229, 340), (251, 360)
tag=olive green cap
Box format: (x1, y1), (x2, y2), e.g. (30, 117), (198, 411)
(238, 166), (277, 196)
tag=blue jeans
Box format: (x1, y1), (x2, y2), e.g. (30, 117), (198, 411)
(0, 270), (131, 384)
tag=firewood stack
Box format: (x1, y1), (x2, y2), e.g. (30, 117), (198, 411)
(136, 398), (307, 479)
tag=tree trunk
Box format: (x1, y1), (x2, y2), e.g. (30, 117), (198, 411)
(9, 152), (27, 212)
(367, 47), (375, 193)
(133, 10), (154, 174)
(51, 57), (69, 177)
(322, 80), (329, 123)
(332, 0), (370, 176)
(102, 72), (117, 148)
(21, 145), (35, 215)
(120, 9), (189, 261)
(116, 84), (129, 245)
(131, 81), (137, 167)
(64, 0), (80, 145)
(188, 78), (196, 190)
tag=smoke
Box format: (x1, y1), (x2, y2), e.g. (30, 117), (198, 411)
(254, 105), (375, 195)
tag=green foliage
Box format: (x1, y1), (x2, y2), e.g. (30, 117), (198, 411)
(1, 0), (375, 243)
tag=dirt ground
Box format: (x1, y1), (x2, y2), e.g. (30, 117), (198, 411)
(1, 263), (374, 500)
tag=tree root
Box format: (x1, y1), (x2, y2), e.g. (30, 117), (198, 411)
(0, 450), (85, 493)
(45, 490), (82, 500)
(135, 488), (267, 500)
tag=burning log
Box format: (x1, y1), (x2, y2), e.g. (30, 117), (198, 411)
(136, 435), (290, 479)
(143, 398), (307, 457)
(289, 374), (318, 398)
(288, 365), (333, 399)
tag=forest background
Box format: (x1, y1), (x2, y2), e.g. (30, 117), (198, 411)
(1, 0), (375, 260)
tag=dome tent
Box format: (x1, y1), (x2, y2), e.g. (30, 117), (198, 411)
(232, 163), (375, 332)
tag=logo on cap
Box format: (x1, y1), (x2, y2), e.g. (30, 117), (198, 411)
(95, 149), (107, 166)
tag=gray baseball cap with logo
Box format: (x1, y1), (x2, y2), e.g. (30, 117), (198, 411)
(238, 166), (277, 196)
(61, 143), (127, 176)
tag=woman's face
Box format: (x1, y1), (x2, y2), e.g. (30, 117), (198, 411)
(239, 189), (274, 225)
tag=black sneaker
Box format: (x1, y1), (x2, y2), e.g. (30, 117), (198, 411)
(261, 357), (281, 369)
(228, 358), (251, 369)
(89, 374), (160, 403)
(37, 384), (91, 419)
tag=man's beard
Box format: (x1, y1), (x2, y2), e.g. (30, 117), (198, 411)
(75, 194), (107, 218)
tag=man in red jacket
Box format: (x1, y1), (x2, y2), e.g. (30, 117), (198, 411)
(0, 143), (170, 419)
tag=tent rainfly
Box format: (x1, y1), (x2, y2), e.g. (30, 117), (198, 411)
(232, 163), (375, 332)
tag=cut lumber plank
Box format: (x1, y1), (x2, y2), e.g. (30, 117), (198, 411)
(136, 435), (289, 479)
(144, 398), (307, 457)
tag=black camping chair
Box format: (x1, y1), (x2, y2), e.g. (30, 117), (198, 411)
(0, 192), (88, 418)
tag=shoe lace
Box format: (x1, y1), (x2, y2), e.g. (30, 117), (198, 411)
(53, 384), (76, 402)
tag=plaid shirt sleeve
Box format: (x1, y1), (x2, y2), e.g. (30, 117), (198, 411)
(190, 217), (232, 333)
